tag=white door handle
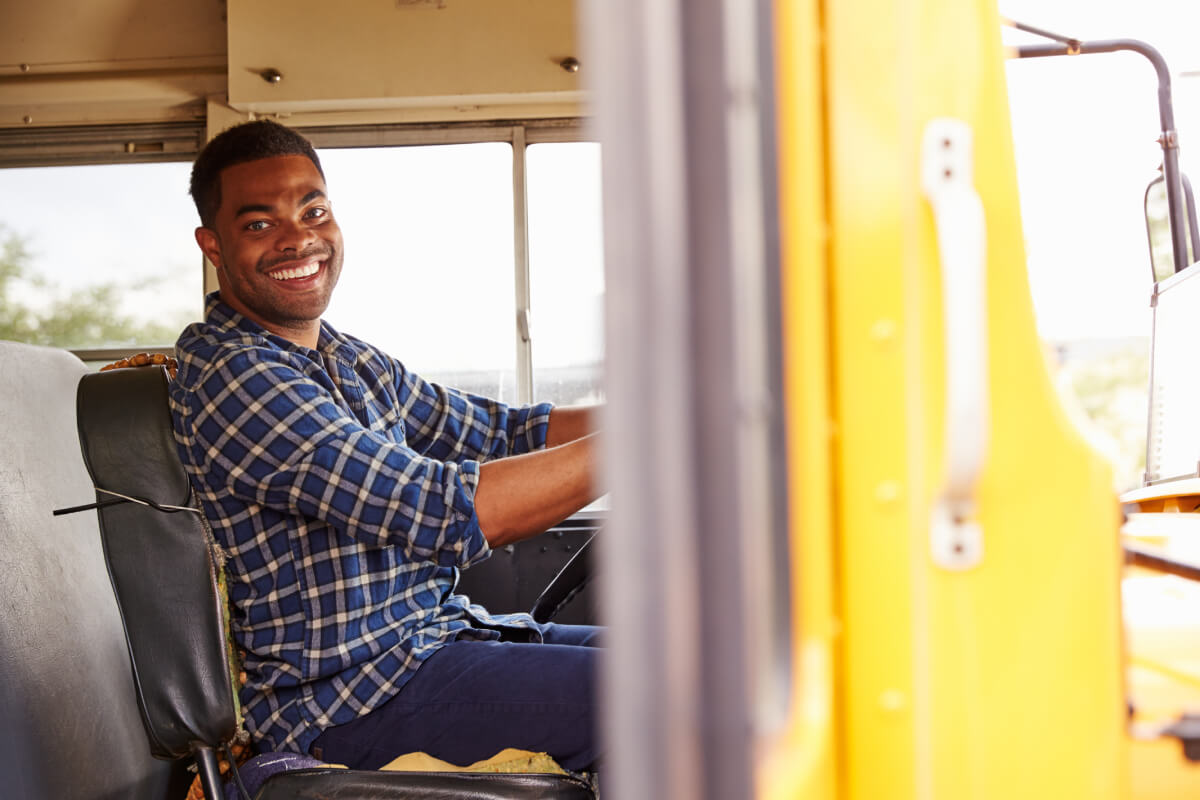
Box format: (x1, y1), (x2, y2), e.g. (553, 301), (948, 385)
(921, 118), (988, 570)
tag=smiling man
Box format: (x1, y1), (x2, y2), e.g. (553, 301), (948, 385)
(169, 120), (602, 773)
(194, 155), (342, 348)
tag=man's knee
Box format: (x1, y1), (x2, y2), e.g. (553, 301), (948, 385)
(537, 622), (603, 648)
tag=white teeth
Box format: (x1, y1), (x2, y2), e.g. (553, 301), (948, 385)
(270, 261), (321, 281)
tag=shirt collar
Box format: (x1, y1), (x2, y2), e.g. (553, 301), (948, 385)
(203, 292), (355, 361)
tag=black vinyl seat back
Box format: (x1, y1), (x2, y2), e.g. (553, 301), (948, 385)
(76, 365), (239, 760)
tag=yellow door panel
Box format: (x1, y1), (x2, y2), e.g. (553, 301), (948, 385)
(824, 1), (1126, 797)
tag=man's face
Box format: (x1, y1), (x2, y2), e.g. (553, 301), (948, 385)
(195, 155), (344, 341)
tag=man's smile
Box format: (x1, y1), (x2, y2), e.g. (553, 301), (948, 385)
(268, 258), (323, 281)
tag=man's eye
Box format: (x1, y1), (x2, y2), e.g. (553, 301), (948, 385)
(305, 207), (328, 220)
(246, 220), (269, 232)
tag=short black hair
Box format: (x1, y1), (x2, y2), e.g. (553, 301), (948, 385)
(190, 120), (325, 227)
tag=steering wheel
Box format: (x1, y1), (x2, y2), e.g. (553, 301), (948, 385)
(530, 532), (597, 623)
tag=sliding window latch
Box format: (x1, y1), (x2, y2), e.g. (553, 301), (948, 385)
(517, 308), (532, 343)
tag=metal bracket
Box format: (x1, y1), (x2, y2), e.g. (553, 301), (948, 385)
(921, 118), (989, 570)
(517, 308), (532, 343)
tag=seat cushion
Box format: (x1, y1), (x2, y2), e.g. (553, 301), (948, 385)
(255, 768), (595, 800)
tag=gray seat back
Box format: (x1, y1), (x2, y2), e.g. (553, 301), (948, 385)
(0, 341), (186, 799)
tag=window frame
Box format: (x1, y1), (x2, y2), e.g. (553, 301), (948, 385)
(0, 122), (205, 169)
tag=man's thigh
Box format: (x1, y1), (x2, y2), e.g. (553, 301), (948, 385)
(312, 637), (599, 772)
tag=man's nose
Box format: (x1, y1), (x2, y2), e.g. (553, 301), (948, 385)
(277, 218), (316, 252)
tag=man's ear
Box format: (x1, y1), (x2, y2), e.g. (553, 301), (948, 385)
(195, 227), (223, 271)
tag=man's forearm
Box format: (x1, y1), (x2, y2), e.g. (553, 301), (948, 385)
(474, 432), (601, 547)
(545, 405), (601, 448)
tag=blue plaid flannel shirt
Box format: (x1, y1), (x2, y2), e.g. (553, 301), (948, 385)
(169, 295), (552, 754)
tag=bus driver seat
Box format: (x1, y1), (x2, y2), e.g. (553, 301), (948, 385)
(74, 363), (595, 800)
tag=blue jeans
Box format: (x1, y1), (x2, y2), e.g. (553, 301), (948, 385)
(310, 623), (601, 772)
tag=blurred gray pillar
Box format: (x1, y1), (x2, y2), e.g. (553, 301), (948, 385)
(584, 0), (785, 798)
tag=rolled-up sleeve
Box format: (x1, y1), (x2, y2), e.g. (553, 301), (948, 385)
(390, 357), (553, 462)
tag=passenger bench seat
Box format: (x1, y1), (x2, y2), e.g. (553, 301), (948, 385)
(0, 340), (188, 800)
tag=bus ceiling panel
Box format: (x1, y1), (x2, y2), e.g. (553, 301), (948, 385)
(274, 101), (590, 132)
(0, 0), (225, 128)
(0, 71), (222, 131)
(225, 0), (585, 120)
(0, 0), (226, 77)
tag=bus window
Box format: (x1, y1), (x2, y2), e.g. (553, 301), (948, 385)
(310, 127), (604, 408)
(528, 141), (605, 406)
(0, 161), (200, 354)
(316, 142), (519, 402)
